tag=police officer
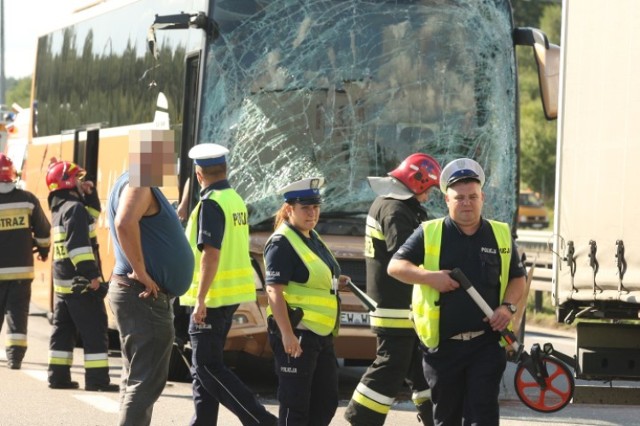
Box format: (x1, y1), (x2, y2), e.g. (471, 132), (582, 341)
(180, 143), (277, 426)
(388, 158), (526, 425)
(345, 153), (440, 426)
(264, 177), (349, 426)
(0, 154), (50, 370)
(46, 160), (118, 392)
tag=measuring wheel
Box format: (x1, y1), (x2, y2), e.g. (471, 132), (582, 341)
(514, 356), (574, 413)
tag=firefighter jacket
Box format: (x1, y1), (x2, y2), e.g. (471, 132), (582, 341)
(0, 184), (51, 281)
(411, 218), (512, 348)
(180, 187), (255, 308)
(364, 196), (428, 335)
(265, 223), (340, 337)
(48, 189), (101, 294)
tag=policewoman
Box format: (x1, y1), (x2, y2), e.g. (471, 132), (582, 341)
(264, 177), (348, 426)
(180, 143), (277, 425)
(387, 158), (526, 425)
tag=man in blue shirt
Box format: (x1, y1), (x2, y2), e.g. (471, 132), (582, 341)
(107, 129), (194, 426)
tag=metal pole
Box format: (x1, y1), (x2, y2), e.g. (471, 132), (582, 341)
(0, 0), (5, 105)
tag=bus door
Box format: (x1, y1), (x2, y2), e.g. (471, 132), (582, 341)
(72, 127), (100, 182)
(178, 52), (202, 210)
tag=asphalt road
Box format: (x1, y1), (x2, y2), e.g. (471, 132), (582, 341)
(1, 312), (639, 425)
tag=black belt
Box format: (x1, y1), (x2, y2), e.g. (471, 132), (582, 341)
(111, 274), (169, 295)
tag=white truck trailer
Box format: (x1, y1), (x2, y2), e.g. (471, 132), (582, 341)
(553, 0), (640, 403)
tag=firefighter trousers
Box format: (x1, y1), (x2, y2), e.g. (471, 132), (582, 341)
(345, 333), (432, 426)
(0, 280), (31, 365)
(48, 291), (110, 387)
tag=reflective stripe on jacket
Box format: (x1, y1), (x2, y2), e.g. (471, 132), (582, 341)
(412, 218), (512, 348)
(0, 188), (51, 281)
(266, 224), (339, 336)
(180, 188), (255, 308)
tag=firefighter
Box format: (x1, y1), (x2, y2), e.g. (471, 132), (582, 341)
(0, 154), (50, 370)
(345, 153), (441, 425)
(264, 177), (350, 426)
(46, 160), (118, 391)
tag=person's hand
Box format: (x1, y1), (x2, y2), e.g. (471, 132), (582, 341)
(338, 275), (350, 291)
(177, 202), (189, 222)
(486, 305), (512, 332)
(127, 270), (159, 299)
(428, 270), (459, 293)
(79, 180), (95, 195)
(36, 247), (49, 262)
(89, 277), (100, 291)
(282, 331), (302, 359)
(192, 299), (207, 325)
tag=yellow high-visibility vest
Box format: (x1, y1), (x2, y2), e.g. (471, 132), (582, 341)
(412, 218), (512, 348)
(180, 188), (255, 308)
(266, 224), (339, 336)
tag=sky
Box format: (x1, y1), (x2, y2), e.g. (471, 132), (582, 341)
(3, 1), (76, 78)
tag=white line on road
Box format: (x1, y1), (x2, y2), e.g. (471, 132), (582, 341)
(73, 394), (120, 413)
(23, 369), (48, 382)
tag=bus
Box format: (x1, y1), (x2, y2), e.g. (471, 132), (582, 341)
(22, 0), (557, 367)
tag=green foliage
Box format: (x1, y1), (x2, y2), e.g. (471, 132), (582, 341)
(515, 3), (561, 205)
(4, 77), (31, 109)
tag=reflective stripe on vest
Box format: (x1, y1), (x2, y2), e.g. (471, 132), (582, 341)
(369, 307), (412, 329)
(412, 218), (512, 348)
(266, 224), (339, 336)
(180, 188), (256, 308)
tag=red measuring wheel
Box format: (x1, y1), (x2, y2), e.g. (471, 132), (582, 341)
(514, 355), (574, 413)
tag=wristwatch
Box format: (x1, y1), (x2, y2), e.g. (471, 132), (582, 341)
(501, 302), (517, 314)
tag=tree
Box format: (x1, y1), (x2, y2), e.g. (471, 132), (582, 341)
(515, 3), (561, 205)
(4, 77), (31, 109)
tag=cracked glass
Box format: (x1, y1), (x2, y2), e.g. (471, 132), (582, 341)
(198, 0), (518, 231)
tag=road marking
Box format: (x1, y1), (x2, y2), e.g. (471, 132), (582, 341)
(73, 394), (120, 413)
(23, 369), (48, 382)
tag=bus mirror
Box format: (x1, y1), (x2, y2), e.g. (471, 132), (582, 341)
(147, 27), (158, 60)
(514, 27), (560, 120)
(534, 42), (560, 120)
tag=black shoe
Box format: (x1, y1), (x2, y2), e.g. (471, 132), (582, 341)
(85, 383), (120, 392)
(7, 360), (22, 370)
(49, 381), (80, 390)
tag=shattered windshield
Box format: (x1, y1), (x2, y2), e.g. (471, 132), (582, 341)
(199, 0), (517, 229)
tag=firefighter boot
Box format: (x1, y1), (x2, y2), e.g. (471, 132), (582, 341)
(416, 400), (434, 426)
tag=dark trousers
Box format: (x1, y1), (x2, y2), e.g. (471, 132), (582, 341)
(109, 277), (175, 426)
(422, 333), (506, 426)
(268, 329), (338, 426)
(189, 304), (276, 426)
(0, 280), (31, 363)
(345, 333), (430, 425)
(48, 291), (110, 387)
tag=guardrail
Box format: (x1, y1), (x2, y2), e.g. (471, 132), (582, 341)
(517, 230), (553, 312)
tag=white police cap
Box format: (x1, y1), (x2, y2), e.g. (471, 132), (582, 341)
(439, 158), (485, 193)
(188, 143), (229, 166)
(277, 177), (325, 205)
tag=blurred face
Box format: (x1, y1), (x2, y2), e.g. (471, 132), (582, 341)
(287, 203), (320, 236)
(129, 130), (177, 187)
(445, 181), (484, 228)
